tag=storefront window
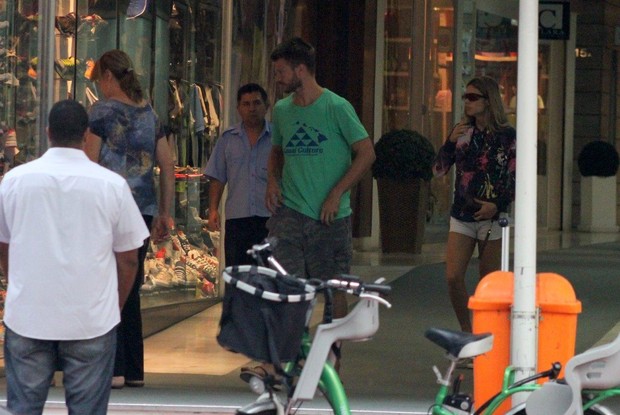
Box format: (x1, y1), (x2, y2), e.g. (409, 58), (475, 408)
(6, 1), (226, 333)
(473, 10), (551, 225)
(427, 2), (455, 222)
(382, 0), (412, 132)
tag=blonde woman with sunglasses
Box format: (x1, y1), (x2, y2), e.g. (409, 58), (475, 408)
(433, 76), (516, 334)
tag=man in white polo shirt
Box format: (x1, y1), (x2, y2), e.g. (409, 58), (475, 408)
(0, 99), (149, 415)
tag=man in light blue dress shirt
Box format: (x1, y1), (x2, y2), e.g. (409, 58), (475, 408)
(205, 83), (272, 266)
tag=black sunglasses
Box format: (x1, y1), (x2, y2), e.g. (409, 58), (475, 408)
(462, 93), (487, 102)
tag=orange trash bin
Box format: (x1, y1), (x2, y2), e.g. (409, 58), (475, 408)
(468, 271), (582, 413)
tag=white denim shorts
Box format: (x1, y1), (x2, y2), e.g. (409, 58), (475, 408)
(450, 216), (502, 241)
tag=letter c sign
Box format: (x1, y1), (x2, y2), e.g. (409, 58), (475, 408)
(539, 1), (569, 40)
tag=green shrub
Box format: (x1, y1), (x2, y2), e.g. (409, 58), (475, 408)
(372, 129), (436, 182)
(578, 141), (619, 177)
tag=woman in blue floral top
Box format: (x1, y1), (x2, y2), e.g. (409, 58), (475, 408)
(433, 76), (516, 333)
(85, 49), (175, 388)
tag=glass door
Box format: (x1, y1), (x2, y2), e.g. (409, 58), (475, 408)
(382, 0), (413, 132)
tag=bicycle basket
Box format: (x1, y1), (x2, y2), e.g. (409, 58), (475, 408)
(216, 265), (316, 364)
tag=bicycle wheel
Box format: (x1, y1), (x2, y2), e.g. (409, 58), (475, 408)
(236, 410), (276, 415)
(506, 407), (608, 415)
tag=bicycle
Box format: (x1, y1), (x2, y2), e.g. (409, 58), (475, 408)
(425, 327), (617, 414)
(219, 239), (392, 415)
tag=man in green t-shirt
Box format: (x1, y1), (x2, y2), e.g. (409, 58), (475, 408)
(265, 37), (375, 318)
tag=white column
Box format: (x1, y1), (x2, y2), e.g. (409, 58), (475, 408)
(511, 0), (539, 405)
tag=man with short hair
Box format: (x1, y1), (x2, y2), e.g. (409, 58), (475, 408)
(266, 37), (376, 318)
(205, 83), (272, 266)
(0, 99), (149, 415)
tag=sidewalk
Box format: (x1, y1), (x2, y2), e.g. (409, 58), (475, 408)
(3, 227), (620, 414)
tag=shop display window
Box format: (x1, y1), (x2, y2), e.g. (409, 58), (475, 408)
(0, 1), (225, 325)
(382, 0), (456, 223)
(383, 0), (413, 132)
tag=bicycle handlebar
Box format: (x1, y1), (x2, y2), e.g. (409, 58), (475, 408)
(325, 278), (392, 308)
(247, 239), (392, 303)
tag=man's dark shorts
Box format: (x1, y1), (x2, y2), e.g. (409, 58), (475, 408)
(266, 205), (352, 280)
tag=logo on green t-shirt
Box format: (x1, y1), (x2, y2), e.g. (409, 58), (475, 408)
(284, 122), (327, 156)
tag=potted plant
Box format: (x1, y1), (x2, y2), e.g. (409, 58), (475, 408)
(372, 129), (436, 253)
(577, 140), (620, 232)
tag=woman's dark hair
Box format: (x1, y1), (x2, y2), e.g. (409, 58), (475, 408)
(270, 37), (316, 74)
(91, 49), (144, 103)
(466, 76), (509, 133)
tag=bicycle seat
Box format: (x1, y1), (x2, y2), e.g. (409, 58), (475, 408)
(425, 327), (493, 359)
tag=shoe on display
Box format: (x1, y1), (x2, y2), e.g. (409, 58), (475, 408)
(127, 0), (148, 19)
(200, 280), (215, 297)
(184, 265), (201, 284)
(78, 14), (107, 36)
(85, 87), (98, 106)
(0, 21), (9, 29)
(55, 13), (77, 37)
(84, 59), (94, 80)
(176, 230), (192, 254)
(151, 267), (173, 287)
(141, 275), (156, 291)
(54, 57), (82, 81)
(173, 261), (187, 285)
(0, 73), (19, 87)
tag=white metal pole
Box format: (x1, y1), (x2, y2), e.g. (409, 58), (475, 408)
(511, 0), (539, 402)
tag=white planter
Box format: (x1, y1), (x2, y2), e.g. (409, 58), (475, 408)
(578, 176), (619, 232)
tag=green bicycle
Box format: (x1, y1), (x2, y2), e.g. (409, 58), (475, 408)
(218, 239), (392, 415)
(425, 327), (618, 414)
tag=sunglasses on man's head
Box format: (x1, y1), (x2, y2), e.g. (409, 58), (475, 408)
(462, 93), (487, 102)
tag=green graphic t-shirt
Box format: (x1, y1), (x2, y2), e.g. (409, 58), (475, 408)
(271, 89), (368, 220)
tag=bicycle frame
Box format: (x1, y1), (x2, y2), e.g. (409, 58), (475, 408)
(238, 241), (391, 415)
(581, 388), (620, 412)
(431, 365), (540, 415)
(287, 294), (385, 414)
(284, 332), (350, 415)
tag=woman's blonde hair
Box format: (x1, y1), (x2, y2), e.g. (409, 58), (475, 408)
(91, 49), (144, 103)
(466, 76), (509, 133)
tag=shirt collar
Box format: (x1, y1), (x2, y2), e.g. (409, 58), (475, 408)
(43, 147), (90, 161)
(238, 120), (271, 139)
